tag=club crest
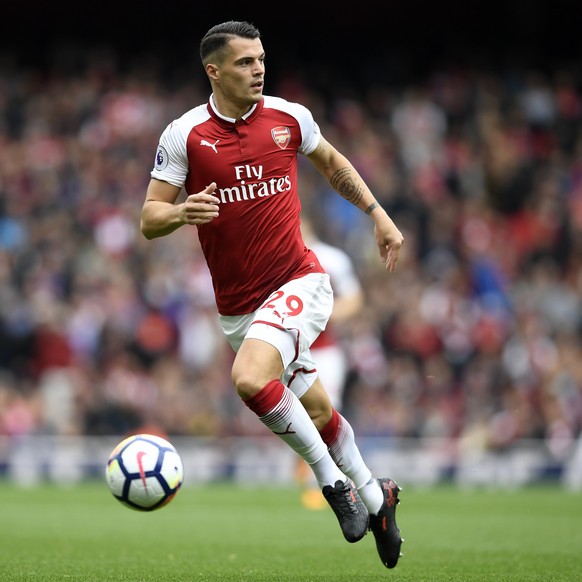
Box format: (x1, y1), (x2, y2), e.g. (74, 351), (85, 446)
(271, 126), (291, 150)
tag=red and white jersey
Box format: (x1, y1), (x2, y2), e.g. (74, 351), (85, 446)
(151, 95), (325, 315)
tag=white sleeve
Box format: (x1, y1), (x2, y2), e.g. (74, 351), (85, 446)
(150, 121), (189, 188)
(298, 111), (321, 156)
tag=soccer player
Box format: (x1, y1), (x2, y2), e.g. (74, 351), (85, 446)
(140, 20), (404, 569)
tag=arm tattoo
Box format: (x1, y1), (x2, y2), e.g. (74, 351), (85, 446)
(330, 167), (364, 206)
(365, 202), (379, 215)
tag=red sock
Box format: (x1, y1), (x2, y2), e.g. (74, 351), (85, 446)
(320, 408), (340, 446)
(243, 379), (285, 416)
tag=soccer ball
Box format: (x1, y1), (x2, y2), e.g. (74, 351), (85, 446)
(105, 433), (184, 511)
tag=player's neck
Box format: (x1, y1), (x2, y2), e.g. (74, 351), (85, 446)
(210, 93), (254, 122)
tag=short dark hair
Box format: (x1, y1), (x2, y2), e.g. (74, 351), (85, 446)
(200, 21), (261, 65)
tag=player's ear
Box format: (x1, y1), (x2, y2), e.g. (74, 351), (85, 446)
(206, 63), (219, 82)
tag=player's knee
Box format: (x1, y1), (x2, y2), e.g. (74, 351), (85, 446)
(232, 371), (267, 400)
(313, 407), (333, 431)
(304, 398), (333, 430)
(233, 379), (258, 400)
(232, 348), (282, 400)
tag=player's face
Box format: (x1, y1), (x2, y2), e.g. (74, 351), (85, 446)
(215, 37), (265, 110)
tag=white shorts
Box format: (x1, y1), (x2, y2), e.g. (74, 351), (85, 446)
(219, 273), (333, 398)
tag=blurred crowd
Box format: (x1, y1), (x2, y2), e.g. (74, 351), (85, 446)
(1, 47), (582, 465)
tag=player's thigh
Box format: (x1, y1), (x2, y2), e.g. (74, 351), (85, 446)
(231, 338), (284, 398)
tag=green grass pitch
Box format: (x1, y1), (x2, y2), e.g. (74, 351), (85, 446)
(0, 480), (580, 581)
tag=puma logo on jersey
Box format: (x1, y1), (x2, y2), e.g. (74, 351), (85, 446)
(200, 139), (219, 153)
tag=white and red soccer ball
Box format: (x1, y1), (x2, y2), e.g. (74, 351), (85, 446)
(106, 433), (184, 511)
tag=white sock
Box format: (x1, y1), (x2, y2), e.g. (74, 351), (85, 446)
(247, 380), (346, 488)
(357, 478), (384, 515)
(308, 454), (347, 490)
(322, 411), (385, 513)
(326, 412), (372, 489)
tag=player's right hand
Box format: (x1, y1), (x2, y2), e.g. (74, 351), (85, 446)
(180, 182), (220, 224)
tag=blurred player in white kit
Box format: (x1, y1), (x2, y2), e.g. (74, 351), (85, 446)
(296, 217), (364, 509)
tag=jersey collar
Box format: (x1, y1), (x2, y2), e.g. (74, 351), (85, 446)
(208, 94), (264, 126)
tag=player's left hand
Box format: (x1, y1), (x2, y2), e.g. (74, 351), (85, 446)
(375, 222), (404, 272)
